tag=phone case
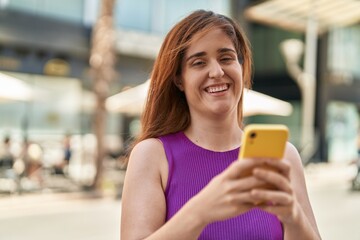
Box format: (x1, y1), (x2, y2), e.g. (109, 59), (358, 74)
(239, 124), (289, 160)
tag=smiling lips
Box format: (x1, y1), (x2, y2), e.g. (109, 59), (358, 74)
(205, 83), (229, 93)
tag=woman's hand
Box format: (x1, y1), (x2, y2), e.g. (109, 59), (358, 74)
(184, 159), (269, 226)
(250, 159), (299, 224)
(249, 154), (322, 240)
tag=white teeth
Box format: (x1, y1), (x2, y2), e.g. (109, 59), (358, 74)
(207, 84), (228, 93)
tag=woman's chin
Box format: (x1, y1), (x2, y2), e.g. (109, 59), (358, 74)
(209, 105), (234, 116)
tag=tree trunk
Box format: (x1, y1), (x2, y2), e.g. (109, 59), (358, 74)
(89, 0), (116, 192)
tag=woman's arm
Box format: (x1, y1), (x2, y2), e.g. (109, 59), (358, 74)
(121, 138), (270, 240)
(121, 139), (171, 238)
(282, 143), (321, 239)
(251, 143), (321, 240)
(121, 138), (206, 240)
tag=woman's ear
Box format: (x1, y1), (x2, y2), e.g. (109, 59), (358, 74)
(174, 77), (184, 91)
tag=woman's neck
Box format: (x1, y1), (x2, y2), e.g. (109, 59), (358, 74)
(184, 113), (243, 152)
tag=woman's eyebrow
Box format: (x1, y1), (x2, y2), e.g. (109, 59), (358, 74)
(218, 48), (236, 54)
(185, 51), (206, 63)
(186, 48), (236, 63)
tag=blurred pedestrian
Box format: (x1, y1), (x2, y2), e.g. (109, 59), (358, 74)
(21, 138), (44, 187)
(121, 10), (321, 239)
(0, 135), (14, 169)
(54, 134), (72, 175)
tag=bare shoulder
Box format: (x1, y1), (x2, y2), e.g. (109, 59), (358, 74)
(284, 142), (303, 169)
(130, 138), (165, 162)
(128, 138), (166, 173)
(127, 138), (168, 188)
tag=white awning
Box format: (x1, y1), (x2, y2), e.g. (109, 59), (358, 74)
(0, 72), (33, 102)
(106, 81), (149, 116)
(106, 80), (293, 117)
(244, 0), (360, 33)
(242, 88), (293, 116)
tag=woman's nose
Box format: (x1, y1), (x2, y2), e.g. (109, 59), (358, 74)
(208, 61), (224, 79)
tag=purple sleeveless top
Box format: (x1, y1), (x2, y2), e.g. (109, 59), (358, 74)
(159, 131), (283, 240)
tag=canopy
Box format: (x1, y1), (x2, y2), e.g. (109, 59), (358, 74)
(244, 0), (360, 33)
(0, 72), (33, 102)
(106, 80), (293, 117)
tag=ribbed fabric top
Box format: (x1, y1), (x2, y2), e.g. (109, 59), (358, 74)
(159, 131), (283, 240)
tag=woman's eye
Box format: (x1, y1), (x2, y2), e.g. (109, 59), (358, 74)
(192, 60), (205, 66)
(221, 56), (234, 62)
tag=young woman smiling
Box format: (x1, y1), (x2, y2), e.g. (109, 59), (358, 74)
(121, 10), (321, 240)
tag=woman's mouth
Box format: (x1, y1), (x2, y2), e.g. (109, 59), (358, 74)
(205, 84), (229, 93)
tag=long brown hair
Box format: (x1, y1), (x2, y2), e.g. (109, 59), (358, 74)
(134, 10), (252, 146)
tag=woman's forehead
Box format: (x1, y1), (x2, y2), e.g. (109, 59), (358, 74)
(185, 29), (236, 55)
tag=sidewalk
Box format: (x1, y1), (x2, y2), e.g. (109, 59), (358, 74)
(0, 162), (359, 240)
(304, 162), (360, 240)
(304, 161), (357, 189)
(0, 191), (103, 219)
(0, 191), (121, 240)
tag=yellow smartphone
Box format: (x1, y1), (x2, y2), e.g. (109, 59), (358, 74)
(238, 124), (289, 190)
(239, 124), (289, 160)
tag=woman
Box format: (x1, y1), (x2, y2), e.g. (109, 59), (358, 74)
(121, 10), (321, 240)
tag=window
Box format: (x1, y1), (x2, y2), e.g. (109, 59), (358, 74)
(6, 0), (84, 24)
(114, 0), (230, 34)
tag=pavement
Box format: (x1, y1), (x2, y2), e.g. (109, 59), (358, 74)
(304, 162), (360, 240)
(0, 192), (121, 240)
(0, 162), (359, 240)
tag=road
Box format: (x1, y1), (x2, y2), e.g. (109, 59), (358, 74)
(0, 163), (359, 240)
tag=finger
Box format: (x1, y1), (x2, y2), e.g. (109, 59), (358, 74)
(250, 189), (293, 206)
(226, 159), (267, 179)
(228, 176), (267, 192)
(252, 168), (292, 193)
(230, 191), (258, 205)
(262, 159), (291, 179)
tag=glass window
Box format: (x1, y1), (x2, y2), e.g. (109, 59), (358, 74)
(0, 71), (82, 135)
(6, 0), (84, 24)
(328, 25), (360, 78)
(326, 101), (359, 163)
(114, 0), (230, 34)
(164, 0), (230, 32)
(115, 0), (152, 32)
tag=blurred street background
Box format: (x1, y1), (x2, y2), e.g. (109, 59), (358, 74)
(0, 163), (360, 240)
(0, 0), (360, 239)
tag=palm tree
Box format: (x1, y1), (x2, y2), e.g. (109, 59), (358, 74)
(89, 0), (116, 191)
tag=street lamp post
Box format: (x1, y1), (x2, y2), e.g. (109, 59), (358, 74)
(302, 16), (318, 163)
(280, 16), (318, 163)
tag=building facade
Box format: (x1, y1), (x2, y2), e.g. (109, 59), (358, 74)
(0, 0), (359, 167)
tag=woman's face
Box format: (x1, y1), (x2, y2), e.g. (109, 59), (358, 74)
(180, 28), (243, 119)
